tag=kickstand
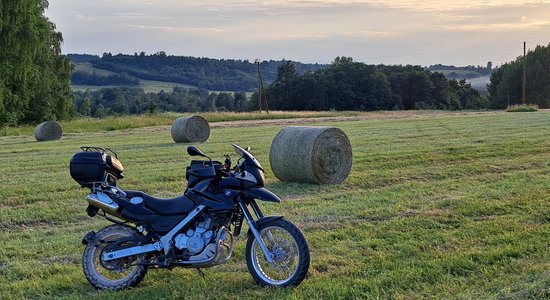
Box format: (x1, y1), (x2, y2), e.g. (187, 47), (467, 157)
(196, 268), (205, 278)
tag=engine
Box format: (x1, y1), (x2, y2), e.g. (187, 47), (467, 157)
(174, 217), (214, 254)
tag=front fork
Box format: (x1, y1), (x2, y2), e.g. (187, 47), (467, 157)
(238, 199), (274, 264)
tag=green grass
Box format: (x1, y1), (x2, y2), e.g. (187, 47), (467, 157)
(72, 63), (198, 93)
(73, 63), (117, 76)
(0, 111), (549, 299)
(0, 111), (361, 137)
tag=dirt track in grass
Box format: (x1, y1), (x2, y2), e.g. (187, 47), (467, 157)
(209, 110), (502, 128)
(104, 110), (504, 136)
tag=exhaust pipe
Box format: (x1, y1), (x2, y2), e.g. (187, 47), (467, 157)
(87, 192), (119, 216)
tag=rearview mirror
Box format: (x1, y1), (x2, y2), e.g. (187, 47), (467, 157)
(187, 146), (207, 158)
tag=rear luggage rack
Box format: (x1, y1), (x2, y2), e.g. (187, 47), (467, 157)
(81, 146), (119, 158)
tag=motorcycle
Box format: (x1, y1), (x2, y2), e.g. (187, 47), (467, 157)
(69, 144), (310, 290)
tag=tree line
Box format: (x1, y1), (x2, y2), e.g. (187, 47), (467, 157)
(0, 0), (74, 127)
(69, 53), (326, 91)
(488, 43), (550, 108)
(74, 87), (251, 117)
(261, 57), (486, 111)
(71, 71), (140, 86)
(72, 58), (488, 117)
(428, 63), (492, 73)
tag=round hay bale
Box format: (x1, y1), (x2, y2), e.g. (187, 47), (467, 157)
(171, 115), (210, 143)
(34, 121), (62, 141)
(269, 126), (352, 184)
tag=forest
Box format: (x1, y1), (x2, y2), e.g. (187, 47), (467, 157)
(71, 71), (140, 86)
(72, 57), (486, 117)
(69, 53), (326, 91)
(488, 43), (550, 108)
(263, 57), (486, 111)
(74, 87), (249, 117)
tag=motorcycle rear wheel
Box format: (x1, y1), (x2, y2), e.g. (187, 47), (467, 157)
(245, 218), (310, 287)
(82, 224), (148, 290)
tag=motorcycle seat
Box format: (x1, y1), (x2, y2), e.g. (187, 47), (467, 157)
(124, 190), (196, 215)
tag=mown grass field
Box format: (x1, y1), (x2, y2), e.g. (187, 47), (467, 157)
(0, 111), (549, 299)
(0, 111), (361, 137)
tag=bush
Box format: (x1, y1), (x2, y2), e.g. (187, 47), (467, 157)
(506, 104), (539, 112)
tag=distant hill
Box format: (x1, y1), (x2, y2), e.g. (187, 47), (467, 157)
(428, 63), (493, 78)
(67, 54), (496, 94)
(67, 53), (327, 92)
(427, 63), (494, 94)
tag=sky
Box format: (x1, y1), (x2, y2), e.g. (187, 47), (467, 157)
(45, 0), (550, 67)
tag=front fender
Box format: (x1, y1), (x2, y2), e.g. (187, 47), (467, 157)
(242, 188), (281, 203)
(247, 216), (284, 238)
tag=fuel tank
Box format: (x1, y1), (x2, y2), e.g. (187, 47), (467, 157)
(185, 180), (235, 211)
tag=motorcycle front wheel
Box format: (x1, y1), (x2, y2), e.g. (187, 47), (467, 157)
(82, 224), (148, 290)
(245, 218), (310, 287)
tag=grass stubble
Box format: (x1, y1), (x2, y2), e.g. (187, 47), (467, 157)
(0, 110), (549, 299)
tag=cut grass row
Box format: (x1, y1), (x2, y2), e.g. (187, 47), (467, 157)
(0, 111), (548, 299)
(0, 111), (361, 137)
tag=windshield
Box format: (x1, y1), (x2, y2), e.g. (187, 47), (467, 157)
(231, 143), (264, 171)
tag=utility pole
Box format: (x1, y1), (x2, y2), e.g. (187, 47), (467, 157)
(255, 59), (262, 113)
(522, 41), (526, 104)
(255, 59), (269, 114)
(507, 81), (510, 107)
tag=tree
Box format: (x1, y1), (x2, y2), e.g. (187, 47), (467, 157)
(80, 95), (92, 116)
(271, 62), (299, 108)
(367, 72), (392, 110)
(148, 101), (158, 114)
(402, 71), (433, 109)
(0, 0), (74, 126)
(233, 92), (247, 111)
(429, 72), (451, 109)
(215, 93), (235, 111)
(112, 94), (129, 114)
(94, 104), (108, 118)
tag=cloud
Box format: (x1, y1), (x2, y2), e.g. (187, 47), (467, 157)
(342, 30), (398, 38)
(45, 1), (550, 66)
(126, 24), (225, 35)
(441, 21), (550, 31)
(75, 14), (93, 21)
(112, 12), (148, 17)
(364, 0), (550, 12)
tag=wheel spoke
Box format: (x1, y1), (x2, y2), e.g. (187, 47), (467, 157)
(250, 226), (300, 285)
(265, 230), (275, 244)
